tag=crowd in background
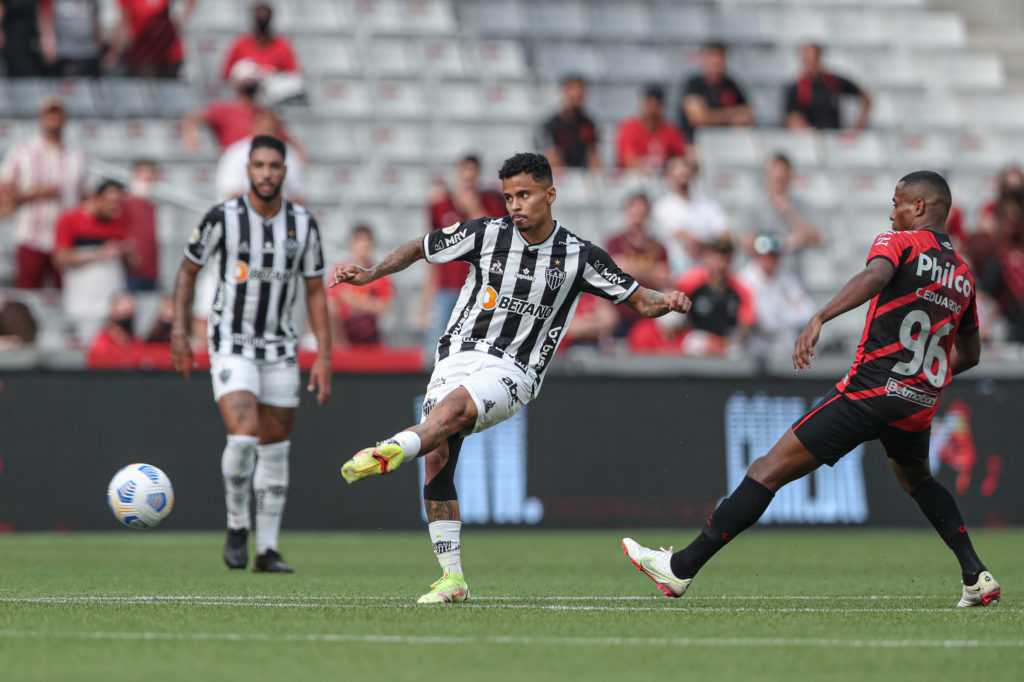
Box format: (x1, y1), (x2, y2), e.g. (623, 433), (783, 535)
(1, 2), (1023, 366)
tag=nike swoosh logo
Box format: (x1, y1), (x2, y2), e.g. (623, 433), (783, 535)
(640, 558), (682, 585)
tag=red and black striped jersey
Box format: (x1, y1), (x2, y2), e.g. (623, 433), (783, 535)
(836, 229), (978, 432)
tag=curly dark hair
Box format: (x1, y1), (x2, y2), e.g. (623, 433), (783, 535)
(498, 152), (552, 185)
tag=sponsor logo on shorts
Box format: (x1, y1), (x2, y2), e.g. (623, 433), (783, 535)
(427, 376), (447, 392)
(422, 397), (437, 416)
(218, 368), (231, 383)
(885, 378), (939, 407)
(483, 399), (495, 414)
(500, 376), (520, 409)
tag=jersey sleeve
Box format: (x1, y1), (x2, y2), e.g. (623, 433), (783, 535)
(302, 216), (325, 277)
(423, 218), (485, 265)
(838, 75), (862, 95)
(865, 231), (906, 268)
(184, 206), (224, 266)
(579, 245), (639, 304)
(53, 212), (75, 250)
(958, 291), (980, 336)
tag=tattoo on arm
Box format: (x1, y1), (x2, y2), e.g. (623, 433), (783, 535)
(628, 287), (668, 318)
(369, 239), (425, 281)
(172, 261), (199, 334)
(425, 499), (457, 521)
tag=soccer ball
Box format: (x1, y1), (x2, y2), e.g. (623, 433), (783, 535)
(107, 463), (175, 529)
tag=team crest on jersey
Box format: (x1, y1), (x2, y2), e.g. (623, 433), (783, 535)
(284, 237), (300, 259)
(188, 227), (201, 244)
(441, 222), (461, 234)
(545, 267), (566, 290)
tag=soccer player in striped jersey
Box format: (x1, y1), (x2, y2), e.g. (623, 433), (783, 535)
(332, 152), (692, 604)
(624, 171), (1000, 608)
(170, 135), (332, 573)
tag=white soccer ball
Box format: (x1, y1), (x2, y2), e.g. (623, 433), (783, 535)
(107, 463), (175, 529)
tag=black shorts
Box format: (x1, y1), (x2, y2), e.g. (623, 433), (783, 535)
(791, 388), (931, 468)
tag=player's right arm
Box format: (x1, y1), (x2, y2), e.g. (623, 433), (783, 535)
(170, 259), (200, 378)
(331, 238), (425, 287)
(793, 257), (895, 371)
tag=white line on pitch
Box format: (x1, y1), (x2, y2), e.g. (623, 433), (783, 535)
(0, 630), (1020, 649)
(0, 594), (935, 602)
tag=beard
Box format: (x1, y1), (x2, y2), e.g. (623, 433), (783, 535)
(251, 179), (282, 201)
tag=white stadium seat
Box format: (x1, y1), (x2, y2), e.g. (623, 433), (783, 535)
(373, 80), (427, 119)
(473, 41), (528, 79)
(307, 78), (373, 119)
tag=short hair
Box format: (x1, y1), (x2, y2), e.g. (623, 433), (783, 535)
(642, 83), (665, 101)
(459, 154), (481, 167)
(95, 179), (124, 195)
(132, 159), (157, 171)
(703, 42), (727, 54)
(898, 170), (952, 216)
(561, 73), (586, 86)
(349, 224), (374, 240)
(625, 191), (649, 208)
(250, 134), (286, 159)
(498, 152), (553, 185)
(770, 152), (792, 168)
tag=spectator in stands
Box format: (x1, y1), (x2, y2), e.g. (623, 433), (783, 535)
(0, 298), (37, 348)
(216, 110), (306, 202)
(329, 225), (393, 347)
(742, 153), (821, 281)
(0, 95), (88, 289)
(978, 164), (1024, 247)
(38, 0), (102, 77)
(674, 235), (754, 356)
(146, 294), (174, 344)
(976, 244), (1024, 343)
(616, 83), (687, 174)
(182, 68), (264, 152)
(104, 0), (195, 78)
(53, 179), (133, 343)
(540, 74), (601, 171)
(0, 0), (45, 77)
(606, 192), (670, 336)
(651, 155), (729, 276)
(88, 291), (142, 355)
(122, 160), (159, 291)
(738, 234), (816, 359)
(561, 294), (618, 352)
(419, 154), (505, 352)
(221, 2), (303, 107)
(785, 42), (871, 131)
(678, 42), (754, 143)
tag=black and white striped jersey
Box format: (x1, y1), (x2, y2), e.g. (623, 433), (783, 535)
(184, 195), (325, 360)
(424, 216), (638, 387)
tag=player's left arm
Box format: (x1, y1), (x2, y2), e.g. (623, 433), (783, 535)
(304, 276), (332, 405)
(951, 330), (981, 376)
(793, 257), (895, 371)
(624, 287), (692, 318)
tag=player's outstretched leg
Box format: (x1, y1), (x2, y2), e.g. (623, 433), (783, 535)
(890, 461), (999, 607)
(417, 436), (469, 604)
(340, 388), (478, 484)
(623, 430), (818, 597)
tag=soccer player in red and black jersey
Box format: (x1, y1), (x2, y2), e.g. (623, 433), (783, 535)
(624, 171), (1001, 607)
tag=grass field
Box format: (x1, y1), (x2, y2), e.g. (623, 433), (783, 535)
(0, 529), (1020, 682)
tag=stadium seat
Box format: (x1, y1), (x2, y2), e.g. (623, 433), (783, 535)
(552, 169), (592, 209)
(696, 128), (761, 168)
(834, 171), (890, 208)
(825, 11), (887, 48)
(649, 4), (712, 42)
(352, 0), (405, 35)
(370, 165), (432, 206)
(189, 0), (246, 32)
(954, 133), (1017, 170)
(295, 39), (359, 77)
(402, 0), (458, 35)
(366, 124), (427, 162)
(600, 46), (669, 83)
(187, 34), (233, 85)
(365, 39), (417, 77)
(304, 164), (368, 205)
(758, 129), (824, 168)
(967, 94), (1024, 132)
(886, 131), (954, 169)
(931, 52), (1006, 92)
(416, 39), (473, 78)
(748, 86), (784, 128)
(707, 168), (760, 214)
(458, 0), (526, 38)
(302, 123), (364, 162)
(902, 91), (966, 131)
(884, 11), (966, 49)
(5, 79), (55, 117)
(732, 47), (798, 87)
(790, 170), (838, 210)
(433, 83), (484, 120)
(822, 131), (885, 168)
(589, 84), (641, 126)
(525, 1), (588, 39)
(480, 83), (536, 122)
(861, 53), (922, 89)
(307, 78), (373, 119)
(534, 44), (603, 83)
(274, 0), (344, 34)
(586, 2), (651, 41)
(149, 81), (202, 118)
(713, 11), (769, 45)
(372, 80), (427, 119)
(473, 40), (529, 79)
(426, 124), (478, 163)
(769, 9), (829, 45)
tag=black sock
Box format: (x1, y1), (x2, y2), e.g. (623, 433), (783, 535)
(911, 478), (986, 583)
(670, 476), (774, 579)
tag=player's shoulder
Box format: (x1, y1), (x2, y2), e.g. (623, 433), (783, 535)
(285, 200), (313, 219)
(469, 215), (510, 232)
(554, 224), (593, 252)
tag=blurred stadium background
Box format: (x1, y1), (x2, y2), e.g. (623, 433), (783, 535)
(1, 0), (1023, 533)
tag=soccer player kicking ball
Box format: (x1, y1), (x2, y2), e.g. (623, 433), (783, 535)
(623, 171), (1000, 608)
(332, 153), (691, 604)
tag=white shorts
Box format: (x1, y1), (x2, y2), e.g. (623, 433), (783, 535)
(421, 350), (535, 435)
(210, 354), (300, 408)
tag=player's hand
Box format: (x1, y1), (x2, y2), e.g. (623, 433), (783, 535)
(330, 263), (373, 288)
(308, 356), (332, 405)
(170, 330), (195, 379)
(664, 290), (692, 314)
(793, 316), (823, 372)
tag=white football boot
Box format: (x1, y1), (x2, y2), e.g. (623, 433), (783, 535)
(621, 538), (691, 598)
(957, 571), (1000, 607)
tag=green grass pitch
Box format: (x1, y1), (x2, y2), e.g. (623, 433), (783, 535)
(0, 529), (1020, 681)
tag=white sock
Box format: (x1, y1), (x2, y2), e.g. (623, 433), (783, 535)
(428, 520), (463, 575)
(222, 434), (258, 530)
(254, 440), (289, 555)
(385, 430), (422, 458)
